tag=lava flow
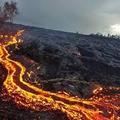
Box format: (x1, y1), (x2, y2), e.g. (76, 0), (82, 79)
(0, 30), (120, 120)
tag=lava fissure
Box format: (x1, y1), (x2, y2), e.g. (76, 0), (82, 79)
(0, 31), (120, 120)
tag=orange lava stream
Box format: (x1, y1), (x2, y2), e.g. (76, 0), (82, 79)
(0, 31), (120, 120)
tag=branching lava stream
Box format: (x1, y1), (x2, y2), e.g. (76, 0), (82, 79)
(0, 31), (120, 120)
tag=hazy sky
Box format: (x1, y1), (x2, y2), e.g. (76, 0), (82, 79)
(1, 0), (120, 34)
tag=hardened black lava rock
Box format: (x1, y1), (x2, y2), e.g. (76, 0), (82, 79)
(0, 22), (120, 120)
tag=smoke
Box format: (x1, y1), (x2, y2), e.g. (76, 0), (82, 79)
(1, 0), (120, 34)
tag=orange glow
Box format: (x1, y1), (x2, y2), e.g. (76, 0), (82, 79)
(0, 30), (120, 120)
(93, 85), (103, 94)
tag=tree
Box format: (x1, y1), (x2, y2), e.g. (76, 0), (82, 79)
(0, 1), (18, 22)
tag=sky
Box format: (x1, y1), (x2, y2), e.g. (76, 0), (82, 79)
(1, 0), (120, 34)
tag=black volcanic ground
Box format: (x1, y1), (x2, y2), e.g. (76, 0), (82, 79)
(0, 22), (120, 120)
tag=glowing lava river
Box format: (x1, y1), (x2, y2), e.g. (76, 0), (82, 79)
(0, 30), (120, 120)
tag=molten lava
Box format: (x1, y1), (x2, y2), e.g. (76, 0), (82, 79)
(0, 30), (120, 120)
